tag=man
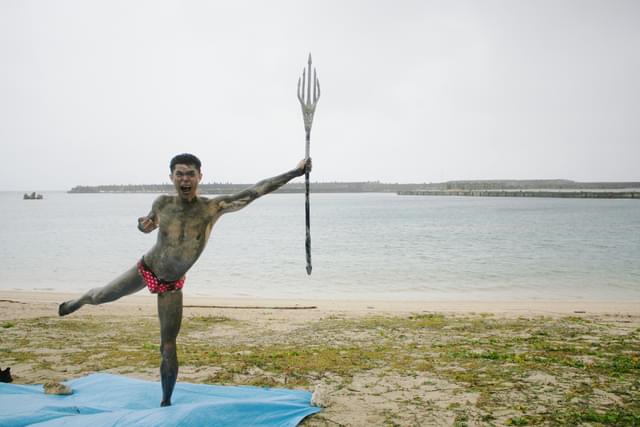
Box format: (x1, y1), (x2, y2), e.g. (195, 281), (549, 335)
(59, 153), (311, 407)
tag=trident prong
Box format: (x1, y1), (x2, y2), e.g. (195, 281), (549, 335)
(297, 53), (320, 275)
(297, 53), (321, 146)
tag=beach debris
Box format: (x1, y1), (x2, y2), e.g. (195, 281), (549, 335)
(0, 367), (12, 383)
(311, 384), (330, 408)
(184, 304), (317, 310)
(43, 381), (73, 395)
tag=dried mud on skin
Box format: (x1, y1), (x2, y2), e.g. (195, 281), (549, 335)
(1, 304), (639, 426)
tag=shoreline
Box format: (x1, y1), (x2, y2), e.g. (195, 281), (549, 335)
(2, 290), (639, 320)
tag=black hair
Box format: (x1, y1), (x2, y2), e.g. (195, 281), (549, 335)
(170, 153), (202, 172)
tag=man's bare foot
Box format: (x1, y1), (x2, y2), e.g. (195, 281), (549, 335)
(58, 301), (78, 317)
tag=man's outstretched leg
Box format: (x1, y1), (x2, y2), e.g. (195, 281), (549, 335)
(158, 289), (183, 407)
(59, 265), (145, 316)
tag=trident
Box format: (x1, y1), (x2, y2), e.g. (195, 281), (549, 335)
(297, 53), (320, 275)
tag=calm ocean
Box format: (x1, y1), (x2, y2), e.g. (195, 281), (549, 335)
(1, 191), (638, 301)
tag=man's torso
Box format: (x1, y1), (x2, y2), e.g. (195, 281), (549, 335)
(144, 196), (222, 280)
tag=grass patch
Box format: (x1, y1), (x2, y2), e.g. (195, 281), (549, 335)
(551, 407), (640, 425)
(182, 315), (235, 330)
(3, 312), (639, 425)
(178, 344), (393, 386)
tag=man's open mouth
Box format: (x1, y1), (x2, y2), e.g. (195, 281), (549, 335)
(180, 186), (192, 193)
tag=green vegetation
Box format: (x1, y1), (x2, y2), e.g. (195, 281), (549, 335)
(2, 312), (638, 425)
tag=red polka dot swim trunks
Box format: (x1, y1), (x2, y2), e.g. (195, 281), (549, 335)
(137, 258), (185, 294)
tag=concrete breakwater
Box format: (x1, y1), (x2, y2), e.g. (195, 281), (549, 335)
(398, 190), (640, 199)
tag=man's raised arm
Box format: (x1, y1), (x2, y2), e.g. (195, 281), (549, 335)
(212, 158), (311, 215)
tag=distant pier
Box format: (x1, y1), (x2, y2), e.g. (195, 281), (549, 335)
(397, 190), (640, 199)
(68, 180), (640, 196)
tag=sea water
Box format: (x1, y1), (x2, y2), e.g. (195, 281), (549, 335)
(0, 191), (638, 301)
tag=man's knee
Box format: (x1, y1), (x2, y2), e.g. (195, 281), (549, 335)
(85, 287), (105, 304)
(89, 287), (115, 304)
(160, 341), (177, 359)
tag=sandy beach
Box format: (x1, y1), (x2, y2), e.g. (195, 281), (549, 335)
(1, 290), (639, 425)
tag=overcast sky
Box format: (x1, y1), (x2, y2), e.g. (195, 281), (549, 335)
(1, 0), (639, 191)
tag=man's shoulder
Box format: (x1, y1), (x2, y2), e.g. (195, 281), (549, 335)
(153, 194), (175, 207)
(157, 194), (174, 202)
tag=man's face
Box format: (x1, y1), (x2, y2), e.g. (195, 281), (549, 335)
(170, 164), (202, 200)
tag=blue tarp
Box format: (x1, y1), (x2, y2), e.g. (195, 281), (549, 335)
(0, 373), (320, 427)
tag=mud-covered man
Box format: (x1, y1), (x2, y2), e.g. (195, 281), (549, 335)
(59, 153), (311, 406)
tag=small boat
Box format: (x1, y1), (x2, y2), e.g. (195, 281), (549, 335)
(23, 192), (43, 200)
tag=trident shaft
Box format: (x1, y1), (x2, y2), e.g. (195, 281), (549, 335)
(297, 53), (320, 275)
